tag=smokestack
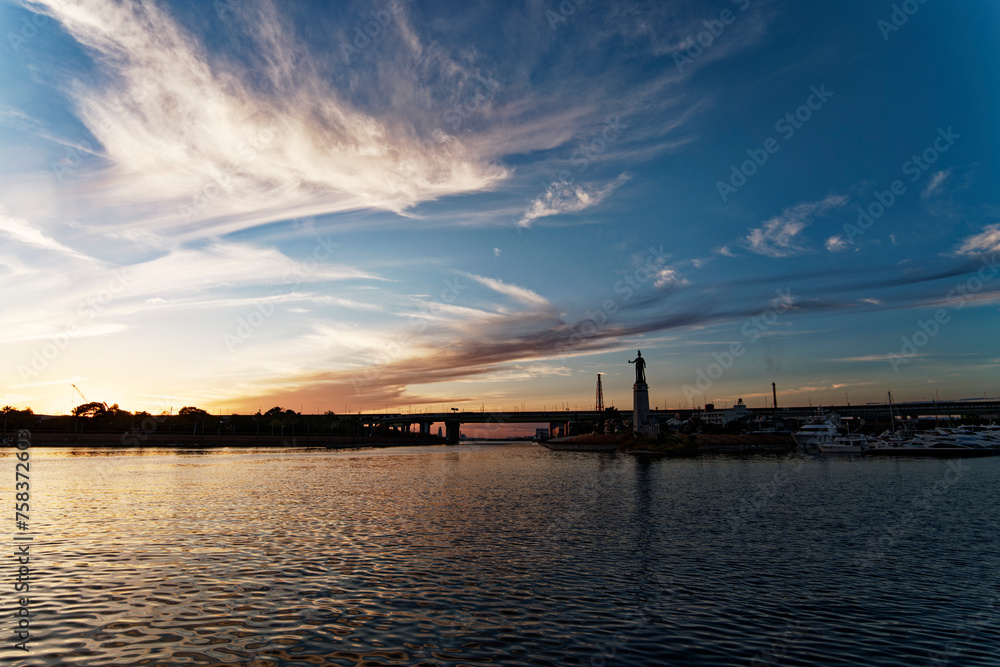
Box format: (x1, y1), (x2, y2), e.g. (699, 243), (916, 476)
(772, 382), (777, 409)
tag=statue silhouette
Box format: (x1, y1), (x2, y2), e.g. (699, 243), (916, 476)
(629, 350), (646, 384)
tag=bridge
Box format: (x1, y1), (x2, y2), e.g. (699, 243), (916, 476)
(353, 410), (603, 444)
(352, 400), (1000, 444)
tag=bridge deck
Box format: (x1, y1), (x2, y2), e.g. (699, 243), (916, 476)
(352, 400), (1000, 424)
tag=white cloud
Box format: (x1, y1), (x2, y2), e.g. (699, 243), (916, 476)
(29, 0), (510, 240)
(833, 354), (893, 363)
(654, 268), (688, 288)
(0, 211), (93, 262)
(956, 224), (1000, 255)
(516, 173), (631, 228)
(922, 169), (951, 199)
(744, 218), (807, 257)
(122, 242), (381, 298)
(825, 235), (848, 252)
(2, 322), (128, 346)
(457, 272), (551, 309)
(742, 195), (848, 257)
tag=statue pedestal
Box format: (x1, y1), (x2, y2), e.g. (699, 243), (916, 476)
(633, 381), (653, 436)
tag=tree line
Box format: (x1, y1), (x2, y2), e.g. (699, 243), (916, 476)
(1, 405), (367, 437)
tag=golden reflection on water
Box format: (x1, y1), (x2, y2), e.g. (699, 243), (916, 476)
(1, 446), (999, 666)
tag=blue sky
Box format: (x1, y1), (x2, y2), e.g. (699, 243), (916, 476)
(1, 0), (998, 416)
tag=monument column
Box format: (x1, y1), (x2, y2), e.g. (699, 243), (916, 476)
(633, 380), (650, 435)
(629, 350), (654, 436)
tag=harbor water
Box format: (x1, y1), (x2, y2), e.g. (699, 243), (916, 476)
(2, 443), (999, 665)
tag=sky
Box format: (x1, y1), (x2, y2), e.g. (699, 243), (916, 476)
(1, 0), (999, 417)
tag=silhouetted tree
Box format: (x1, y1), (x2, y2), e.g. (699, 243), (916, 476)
(73, 402), (108, 418)
(2, 406), (35, 432)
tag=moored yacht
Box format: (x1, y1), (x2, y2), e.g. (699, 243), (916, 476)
(819, 433), (870, 454)
(866, 429), (996, 457)
(950, 425), (1000, 447)
(910, 428), (994, 450)
(792, 415), (839, 450)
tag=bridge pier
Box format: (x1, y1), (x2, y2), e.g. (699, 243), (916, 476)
(445, 420), (461, 444)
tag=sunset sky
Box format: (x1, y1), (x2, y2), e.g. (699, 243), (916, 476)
(2, 0), (999, 416)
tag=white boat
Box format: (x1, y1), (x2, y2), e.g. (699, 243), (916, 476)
(819, 433), (870, 454)
(950, 425), (1000, 447)
(867, 428), (996, 457)
(909, 428), (994, 450)
(792, 415), (839, 450)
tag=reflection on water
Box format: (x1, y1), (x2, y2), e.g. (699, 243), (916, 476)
(1, 444), (999, 665)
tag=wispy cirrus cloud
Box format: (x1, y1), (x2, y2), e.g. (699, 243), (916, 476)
(825, 235), (848, 253)
(741, 195), (849, 257)
(922, 169), (951, 200)
(832, 354), (891, 363)
(93, 250), (998, 412)
(654, 267), (688, 288)
(10, 0), (771, 248)
(0, 210), (94, 262)
(956, 224), (1000, 255)
(457, 272), (552, 309)
(516, 173), (630, 228)
(0, 239), (382, 348)
(24, 0), (510, 241)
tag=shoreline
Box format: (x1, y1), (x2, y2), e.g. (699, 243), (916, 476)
(0, 431), (448, 448)
(541, 432), (797, 455)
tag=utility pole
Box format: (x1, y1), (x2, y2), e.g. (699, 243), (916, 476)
(596, 374), (606, 434)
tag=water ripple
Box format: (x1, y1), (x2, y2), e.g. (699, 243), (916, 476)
(1, 447), (998, 665)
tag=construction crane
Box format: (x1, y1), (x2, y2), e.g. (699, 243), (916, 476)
(71, 384), (108, 411)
